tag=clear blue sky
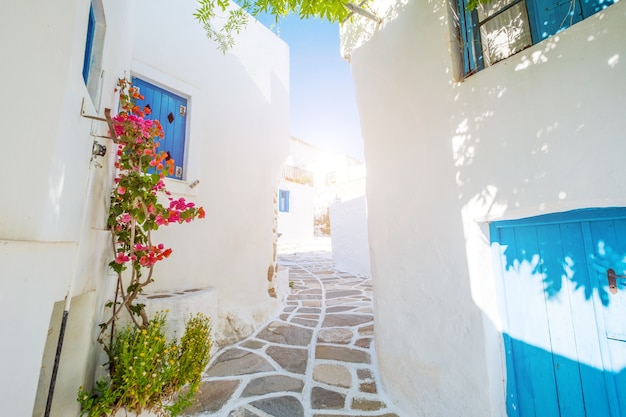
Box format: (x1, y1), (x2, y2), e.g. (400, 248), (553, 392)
(254, 14), (365, 161)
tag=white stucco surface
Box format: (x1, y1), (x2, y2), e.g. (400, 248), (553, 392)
(277, 179), (315, 243)
(132, 0), (289, 345)
(343, 1), (626, 415)
(0, 0), (289, 414)
(330, 196), (371, 277)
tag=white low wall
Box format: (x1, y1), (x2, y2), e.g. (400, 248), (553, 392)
(330, 196), (371, 277)
(115, 287), (218, 347)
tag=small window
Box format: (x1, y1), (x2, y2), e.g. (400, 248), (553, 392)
(82, 4), (95, 84)
(131, 78), (188, 180)
(279, 190), (290, 213)
(456, 0), (615, 76)
(82, 1), (105, 104)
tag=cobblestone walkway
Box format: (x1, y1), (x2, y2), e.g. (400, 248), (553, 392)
(185, 251), (402, 417)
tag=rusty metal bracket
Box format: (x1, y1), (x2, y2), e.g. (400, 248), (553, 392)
(606, 268), (626, 294)
(80, 98), (119, 142)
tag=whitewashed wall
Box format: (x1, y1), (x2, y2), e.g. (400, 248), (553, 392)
(342, 1), (626, 415)
(0, 2), (132, 415)
(132, 0), (289, 346)
(0, 0), (289, 415)
(277, 179), (315, 243)
(330, 196), (371, 276)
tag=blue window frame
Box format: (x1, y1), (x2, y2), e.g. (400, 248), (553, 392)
(456, 0), (615, 76)
(279, 190), (290, 213)
(82, 4), (95, 83)
(131, 78), (188, 180)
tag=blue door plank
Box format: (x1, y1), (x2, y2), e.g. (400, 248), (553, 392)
(587, 220), (626, 415)
(491, 225), (521, 417)
(537, 223), (586, 417)
(496, 224), (560, 416)
(559, 222), (612, 417)
(515, 225), (561, 417)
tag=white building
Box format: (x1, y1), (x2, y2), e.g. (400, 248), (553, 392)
(277, 137), (369, 264)
(343, 0), (626, 416)
(330, 195), (371, 277)
(0, 1), (288, 416)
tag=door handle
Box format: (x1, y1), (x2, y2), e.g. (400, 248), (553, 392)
(606, 269), (626, 294)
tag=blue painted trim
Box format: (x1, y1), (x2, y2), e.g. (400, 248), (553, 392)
(82, 4), (95, 83)
(490, 208), (626, 237)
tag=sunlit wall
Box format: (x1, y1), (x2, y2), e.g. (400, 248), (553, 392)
(343, 0), (626, 414)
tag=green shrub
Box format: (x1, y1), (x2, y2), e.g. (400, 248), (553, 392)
(78, 312), (211, 417)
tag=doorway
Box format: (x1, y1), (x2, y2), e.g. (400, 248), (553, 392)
(491, 208), (626, 416)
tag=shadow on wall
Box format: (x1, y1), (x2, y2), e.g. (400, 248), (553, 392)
(449, 4), (624, 223)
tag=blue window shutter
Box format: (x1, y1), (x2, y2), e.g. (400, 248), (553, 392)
(131, 78), (187, 179)
(527, 0), (584, 41)
(580, 0), (615, 18)
(527, 0), (614, 45)
(82, 4), (95, 83)
(279, 190), (290, 213)
(456, 0), (483, 75)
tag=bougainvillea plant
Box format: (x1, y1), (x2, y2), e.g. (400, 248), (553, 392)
(100, 78), (205, 348)
(77, 79), (208, 416)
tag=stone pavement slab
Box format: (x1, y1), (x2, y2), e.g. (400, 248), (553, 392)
(184, 251), (403, 417)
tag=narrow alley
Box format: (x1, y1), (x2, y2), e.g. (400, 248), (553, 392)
(184, 250), (402, 417)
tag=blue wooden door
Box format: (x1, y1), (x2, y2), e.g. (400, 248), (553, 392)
(131, 77), (187, 179)
(491, 208), (626, 416)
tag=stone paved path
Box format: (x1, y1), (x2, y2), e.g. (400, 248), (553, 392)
(184, 251), (402, 417)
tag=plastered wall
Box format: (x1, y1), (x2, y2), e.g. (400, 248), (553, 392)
(343, 1), (626, 415)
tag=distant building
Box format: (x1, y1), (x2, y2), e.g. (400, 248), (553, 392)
(278, 137), (370, 275)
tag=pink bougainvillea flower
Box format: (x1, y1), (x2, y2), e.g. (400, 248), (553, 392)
(167, 210), (181, 223)
(155, 214), (167, 226)
(114, 252), (130, 264)
(120, 213), (132, 223)
(117, 186), (126, 195)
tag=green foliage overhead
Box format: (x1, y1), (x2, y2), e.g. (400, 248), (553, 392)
(465, 0), (494, 11)
(195, 0), (360, 52)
